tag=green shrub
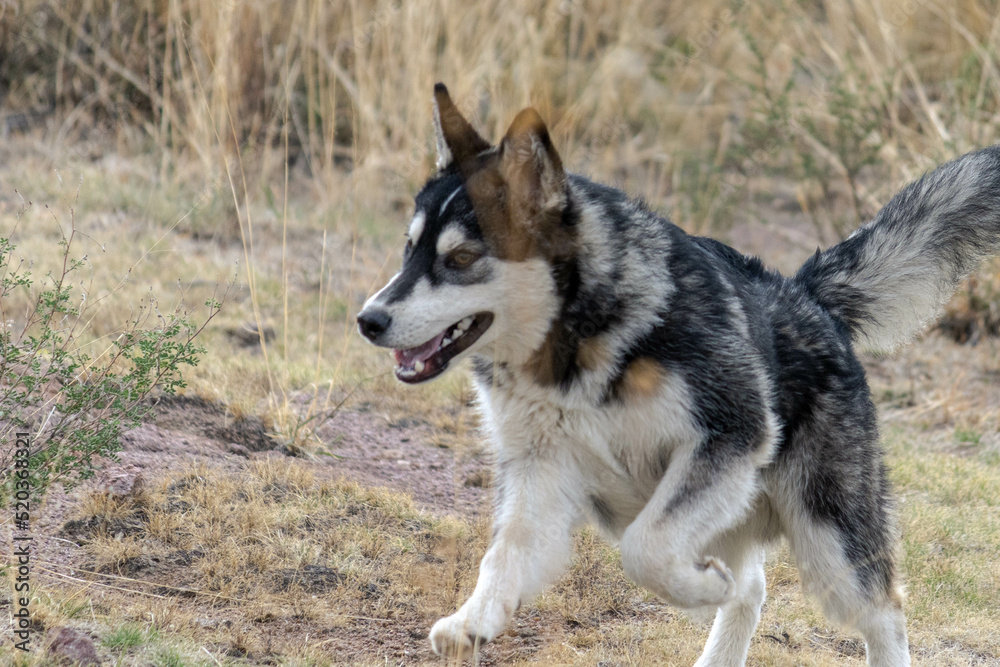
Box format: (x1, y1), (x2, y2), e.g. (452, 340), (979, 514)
(0, 204), (226, 502)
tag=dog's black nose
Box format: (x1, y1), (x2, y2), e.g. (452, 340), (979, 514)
(357, 309), (392, 341)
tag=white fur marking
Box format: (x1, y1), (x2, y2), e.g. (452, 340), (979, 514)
(436, 226), (469, 256)
(439, 186), (463, 218)
(408, 211), (427, 245)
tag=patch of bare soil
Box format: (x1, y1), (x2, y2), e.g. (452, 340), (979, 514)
(18, 392), (492, 665)
(315, 402), (490, 518)
(147, 394), (276, 453)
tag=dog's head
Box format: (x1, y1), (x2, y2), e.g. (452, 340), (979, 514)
(357, 84), (575, 384)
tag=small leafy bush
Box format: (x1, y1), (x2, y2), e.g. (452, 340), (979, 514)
(0, 202), (227, 501)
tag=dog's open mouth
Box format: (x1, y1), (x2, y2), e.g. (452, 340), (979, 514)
(393, 312), (494, 383)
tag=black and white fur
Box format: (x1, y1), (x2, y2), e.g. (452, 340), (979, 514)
(357, 83), (1000, 666)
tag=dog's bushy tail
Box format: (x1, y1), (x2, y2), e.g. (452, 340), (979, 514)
(796, 146), (1000, 351)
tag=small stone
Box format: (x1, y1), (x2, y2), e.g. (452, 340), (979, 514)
(100, 470), (144, 497)
(226, 321), (275, 348)
(227, 442), (251, 457)
(47, 626), (101, 666)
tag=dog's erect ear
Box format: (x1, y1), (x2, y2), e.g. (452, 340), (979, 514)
(433, 83), (490, 170)
(499, 107), (567, 220)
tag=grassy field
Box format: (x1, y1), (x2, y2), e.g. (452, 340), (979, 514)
(2, 0), (1000, 664)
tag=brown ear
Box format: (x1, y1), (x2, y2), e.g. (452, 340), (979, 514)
(433, 83), (490, 170)
(499, 107), (567, 221)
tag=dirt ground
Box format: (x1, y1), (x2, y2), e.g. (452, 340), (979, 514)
(15, 391), (502, 665)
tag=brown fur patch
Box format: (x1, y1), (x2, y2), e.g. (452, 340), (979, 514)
(451, 105), (573, 265)
(576, 336), (612, 372)
(463, 158), (537, 262)
(462, 149), (576, 264)
(618, 357), (666, 399)
(529, 325), (577, 386)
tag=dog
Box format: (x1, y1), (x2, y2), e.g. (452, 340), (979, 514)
(357, 83), (1000, 666)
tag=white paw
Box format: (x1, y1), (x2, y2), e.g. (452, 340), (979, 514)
(429, 613), (486, 660)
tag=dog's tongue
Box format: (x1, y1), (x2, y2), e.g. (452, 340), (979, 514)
(394, 331), (446, 366)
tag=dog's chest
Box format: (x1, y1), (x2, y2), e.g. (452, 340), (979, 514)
(478, 369), (702, 534)
(483, 378), (616, 457)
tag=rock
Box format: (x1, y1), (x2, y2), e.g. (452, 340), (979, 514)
(193, 617), (232, 630)
(227, 442), (251, 457)
(47, 626), (101, 666)
(99, 469), (144, 497)
(226, 321), (275, 348)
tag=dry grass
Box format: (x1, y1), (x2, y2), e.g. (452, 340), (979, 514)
(6, 0), (1000, 220)
(80, 458), (478, 618)
(2, 0), (1000, 664)
(46, 458), (486, 665)
(12, 427), (999, 666)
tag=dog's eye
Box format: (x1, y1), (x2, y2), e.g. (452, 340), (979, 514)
(446, 249), (479, 269)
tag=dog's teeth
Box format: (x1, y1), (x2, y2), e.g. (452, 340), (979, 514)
(442, 337), (452, 346)
(458, 317), (473, 331)
(414, 360), (425, 373)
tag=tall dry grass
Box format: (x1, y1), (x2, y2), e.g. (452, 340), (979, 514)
(5, 0), (1000, 231)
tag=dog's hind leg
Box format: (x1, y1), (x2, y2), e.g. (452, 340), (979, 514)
(856, 600), (910, 667)
(693, 543), (766, 667)
(772, 462), (910, 667)
(787, 516), (909, 666)
(785, 512), (909, 667)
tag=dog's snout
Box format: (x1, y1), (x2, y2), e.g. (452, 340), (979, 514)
(357, 308), (392, 342)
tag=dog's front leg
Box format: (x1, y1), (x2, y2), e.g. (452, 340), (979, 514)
(430, 455), (581, 659)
